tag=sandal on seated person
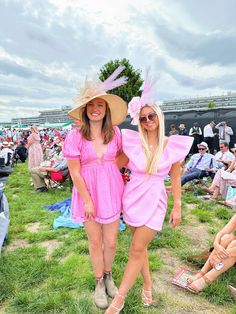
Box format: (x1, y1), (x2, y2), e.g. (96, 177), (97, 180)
(187, 275), (212, 294)
(186, 270), (206, 284)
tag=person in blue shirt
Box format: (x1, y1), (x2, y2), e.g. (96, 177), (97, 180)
(181, 142), (217, 186)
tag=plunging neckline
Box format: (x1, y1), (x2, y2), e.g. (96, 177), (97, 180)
(90, 140), (108, 159)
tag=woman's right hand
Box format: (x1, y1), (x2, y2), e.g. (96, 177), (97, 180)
(213, 242), (229, 260)
(84, 200), (95, 220)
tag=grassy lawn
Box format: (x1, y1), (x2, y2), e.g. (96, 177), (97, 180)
(0, 163), (236, 313)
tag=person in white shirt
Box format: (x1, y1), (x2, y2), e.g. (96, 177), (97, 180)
(214, 142), (235, 170)
(203, 121), (216, 155)
(181, 142), (217, 185)
(0, 142), (13, 165)
(215, 121), (233, 145)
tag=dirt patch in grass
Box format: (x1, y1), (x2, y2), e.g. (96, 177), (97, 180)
(26, 222), (41, 233)
(5, 239), (30, 252)
(39, 239), (61, 259)
(153, 248), (231, 314)
(182, 223), (211, 251)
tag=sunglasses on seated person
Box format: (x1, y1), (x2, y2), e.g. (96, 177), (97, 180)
(139, 112), (157, 123)
(198, 147), (206, 151)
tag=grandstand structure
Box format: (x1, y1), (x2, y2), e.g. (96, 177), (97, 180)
(9, 92), (236, 126)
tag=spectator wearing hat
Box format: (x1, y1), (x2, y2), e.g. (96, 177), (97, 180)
(0, 142), (13, 165)
(63, 65), (127, 309)
(181, 141), (217, 186)
(178, 123), (188, 136)
(203, 121), (216, 154)
(189, 122), (202, 154)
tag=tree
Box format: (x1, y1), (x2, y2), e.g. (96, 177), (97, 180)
(99, 58), (143, 103)
(208, 101), (216, 109)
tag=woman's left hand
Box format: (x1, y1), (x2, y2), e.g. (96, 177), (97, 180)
(169, 208), (181, 228)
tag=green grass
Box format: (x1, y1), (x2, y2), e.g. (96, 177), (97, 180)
(0, 163), (235, 313)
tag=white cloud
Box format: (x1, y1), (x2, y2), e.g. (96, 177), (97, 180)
(0, 0), (236, 122)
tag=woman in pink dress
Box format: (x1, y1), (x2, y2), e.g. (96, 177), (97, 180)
(105, 72), (193, 313)
(27, 126), (43, 170)
(63, 66), (127, 310)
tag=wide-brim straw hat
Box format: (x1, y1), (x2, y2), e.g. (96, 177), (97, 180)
(68, 93), (127, 126)
(231, 147), (236, 152)
(68, 65), (128, 126)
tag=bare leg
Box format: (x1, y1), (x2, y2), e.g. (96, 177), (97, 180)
(105, 226), (156, 313)
(84, 221), (104, 278)
(212, 186), (220, 199)
(188, 233), (235, 283)
(102, 219), (120, 272)
(129, 226), (152, 290)
(188, 238), (236, 292)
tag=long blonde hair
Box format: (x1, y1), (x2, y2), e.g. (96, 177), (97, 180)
(138, 104), (165, 174)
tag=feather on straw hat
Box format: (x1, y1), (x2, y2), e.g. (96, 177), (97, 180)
(68, 65), (128, 125)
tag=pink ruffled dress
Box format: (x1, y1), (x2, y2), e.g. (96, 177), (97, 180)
(121, 130), (193, 231)
(63, 127), (124, 224)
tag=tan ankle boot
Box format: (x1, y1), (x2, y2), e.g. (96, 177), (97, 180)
(104, 272), (118, 298)
(94, 278), (108, 309)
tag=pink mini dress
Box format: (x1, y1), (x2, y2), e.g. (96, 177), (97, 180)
(121, 130), (193, 231)
(63, 127), (124, 224)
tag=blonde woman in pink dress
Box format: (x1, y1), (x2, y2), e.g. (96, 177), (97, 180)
(27, 126), (43, 170)
(63, 66), (127, 310)
(105, 71), (193, 313)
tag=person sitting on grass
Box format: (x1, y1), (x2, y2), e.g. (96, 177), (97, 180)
(181, 142), (217, 186)
(187, 213), (236, 294)
(204, 153), (236, 200)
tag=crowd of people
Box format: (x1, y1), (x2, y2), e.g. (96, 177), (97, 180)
(1, 66), (236, 311)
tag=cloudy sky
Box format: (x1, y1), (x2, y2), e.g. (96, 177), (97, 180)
(0, 0), (236, 122)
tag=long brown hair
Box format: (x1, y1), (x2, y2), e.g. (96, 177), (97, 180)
(79, 102), (114, 144)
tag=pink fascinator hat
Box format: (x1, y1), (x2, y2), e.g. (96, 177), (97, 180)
(68, 65), (128, 126)
(128, 69), (157, 125)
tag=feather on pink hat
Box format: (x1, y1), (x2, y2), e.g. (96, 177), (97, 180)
(128, 69), (157, 125)
(68, 65), (128, 125)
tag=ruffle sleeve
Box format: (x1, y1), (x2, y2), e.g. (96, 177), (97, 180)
(165, 135), (193, 164)
(121, 129), (140, 156)
(62, 128), (82, 160)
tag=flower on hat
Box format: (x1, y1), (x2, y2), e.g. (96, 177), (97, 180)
(128, 68), (157, 125)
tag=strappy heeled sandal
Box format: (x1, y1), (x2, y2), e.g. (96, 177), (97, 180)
(105, 293), (124, 314)
(187, 274), (212, 294)
(141, 289), (159, 307)
(186, 270), (206, 284)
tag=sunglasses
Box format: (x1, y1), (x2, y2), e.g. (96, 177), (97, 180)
(198, 148), (206, 151)
(139, 112), (157, 123)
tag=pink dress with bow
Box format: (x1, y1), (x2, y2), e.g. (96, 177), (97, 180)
(63, 127), (124, 224)
(121, 130), (193, 231)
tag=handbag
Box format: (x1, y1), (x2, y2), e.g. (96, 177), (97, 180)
(226, 185), (236, 201)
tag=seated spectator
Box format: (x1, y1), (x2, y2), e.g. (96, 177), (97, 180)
(187, 214), (236, 294)
(15, 141), (28, 163)
(181, 142), (217, 186)
(30, 159), (68, 193)
(214, 142), (235, 170)
(0, 142), (13, 165)
(205, 150), (236, 199)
